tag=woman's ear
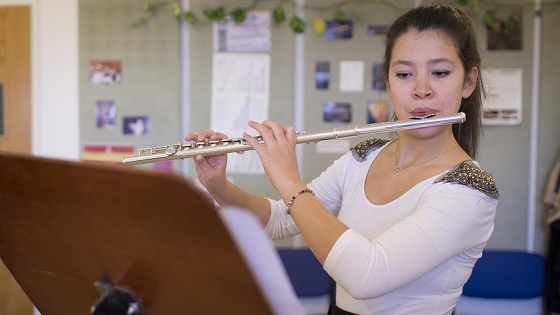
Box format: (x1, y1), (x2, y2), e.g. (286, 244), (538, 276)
(462, 67), (479, 98)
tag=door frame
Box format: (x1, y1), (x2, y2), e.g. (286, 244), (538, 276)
(0, 0), (80, 160)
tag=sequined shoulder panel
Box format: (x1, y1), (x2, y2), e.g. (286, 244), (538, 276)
(434, 161), (499, 199)
(351, 138), (391, 162)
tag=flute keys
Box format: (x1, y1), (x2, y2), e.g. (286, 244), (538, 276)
(138, 146), (167, 155)
(207, 140), (220, 147)
(165, 145), (177, 155)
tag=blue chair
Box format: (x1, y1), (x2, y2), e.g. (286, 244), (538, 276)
(454, 250), (546, 315)
(277, 248), (334, 314)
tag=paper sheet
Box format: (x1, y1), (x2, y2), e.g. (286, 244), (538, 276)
(339, 60), (364, 92)
(482, 68), (523, 125)
(211, 53), (270, 173)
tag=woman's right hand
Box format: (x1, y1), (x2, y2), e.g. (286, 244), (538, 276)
(184, 130), (229, 192)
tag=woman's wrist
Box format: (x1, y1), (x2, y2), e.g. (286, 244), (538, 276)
(285, 188), (314, 214)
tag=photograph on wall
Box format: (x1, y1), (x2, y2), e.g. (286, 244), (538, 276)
(372, 62), (386, 91)
(482, 68), (522, 125)
(323, 102), (352, 123)
(367, 24), (390, 36)
(123, 116), (150, 136)
(89, 60), (123, 85)
(82, 144), (134, 165)
(153, 160), (174, 172)
(315, 60), (331, 90)
(366, 100), (390, 124)
(323, 20), (353, 40)
(95, 99), (116, 130)
(485, 9), (522, 50)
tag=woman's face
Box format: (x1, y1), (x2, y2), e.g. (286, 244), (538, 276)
(386, 29), (477, 123)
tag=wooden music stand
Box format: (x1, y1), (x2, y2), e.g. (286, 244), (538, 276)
(0, 153), (274, 314)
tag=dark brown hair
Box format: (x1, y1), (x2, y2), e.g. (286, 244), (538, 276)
(383, 3), (484, 158)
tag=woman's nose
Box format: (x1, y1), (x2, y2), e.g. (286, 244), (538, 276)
(412, 78), (432, 98)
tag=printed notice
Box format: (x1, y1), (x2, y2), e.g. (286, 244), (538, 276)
(482, 68), (522, 125)
(214, 10), (271, 53)
(339, 60), (364, 92)
(210, 53), (270, 174)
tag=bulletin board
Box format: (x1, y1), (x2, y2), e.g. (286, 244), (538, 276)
(79, 0), (182, 172)
(300, 0), (405, 182)
(78, 1), (536, 252)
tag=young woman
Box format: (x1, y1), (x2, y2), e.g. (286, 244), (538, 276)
(186, 4), (499, 314)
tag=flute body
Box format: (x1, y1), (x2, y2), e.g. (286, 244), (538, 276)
(122, 112), (465, 166)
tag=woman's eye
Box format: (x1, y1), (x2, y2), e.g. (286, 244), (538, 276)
(396, 72), (411, 79)
(433, 71), (450, 78)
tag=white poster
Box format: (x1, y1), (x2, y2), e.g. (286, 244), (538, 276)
(211, 53), (270, 174)
(482, 68), (523, 125)
(213, 10), (271, 53)
(339, 60), (364, 92)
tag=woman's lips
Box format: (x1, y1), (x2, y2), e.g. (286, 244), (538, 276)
(410, 108), (437, 117)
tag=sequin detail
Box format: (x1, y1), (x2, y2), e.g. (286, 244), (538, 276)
(351, 138), (391, 162)
(435, 161), (499, 199)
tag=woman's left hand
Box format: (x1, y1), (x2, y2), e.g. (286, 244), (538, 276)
(243, 120), (304, 195)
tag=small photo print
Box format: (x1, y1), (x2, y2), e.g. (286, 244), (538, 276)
(367, 25), (390, 36)
(323, 20), (353, 40)
(372, 62), (386, 91)
(123, 116), (150, 136)
(323, 102), (352, 123)
(89, 60), (123, 85)
(486, 9), (522, 50)
(367, 100), (390, 124)
(95, 100), (116, 130)
(315, 61), (331, 90)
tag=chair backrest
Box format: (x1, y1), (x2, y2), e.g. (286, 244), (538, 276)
(462, 250), (545, 299)
(277, 248), (334, 297)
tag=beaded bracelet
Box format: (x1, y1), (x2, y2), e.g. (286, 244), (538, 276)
(286, 188), (314, 215)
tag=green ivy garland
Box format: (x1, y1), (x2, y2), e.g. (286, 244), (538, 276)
(131, 0), (560, 34)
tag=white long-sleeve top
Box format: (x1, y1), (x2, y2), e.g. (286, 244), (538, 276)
(264, 141), (498, 315)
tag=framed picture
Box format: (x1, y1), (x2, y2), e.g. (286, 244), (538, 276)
(323, 102), (352, 123)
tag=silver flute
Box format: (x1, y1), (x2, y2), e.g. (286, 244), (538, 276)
(122, 112), (466, 166)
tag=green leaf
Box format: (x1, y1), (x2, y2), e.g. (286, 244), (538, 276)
(172, 2), (182, 17)
(483, 10), (496, 30)
(203, 6), (226, 22)
(230, 7), (247, 24)
(202, 8), (214, 20)
(183, 11), (198, 24)
(289, 16), (305, 33)
(505, 14), (515, 37)
(272, 7), (286, 26)
(214, 6), (226, 21)
(332, 10), (346, 22)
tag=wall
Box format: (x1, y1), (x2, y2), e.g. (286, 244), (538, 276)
(191, 1), (560, 251)
(536, 4), (560, 250)
(79, 0), (182, 171)
(7, 0), (559, 253)
(475, 3), (537, 250)
(183, 0), (560, 252)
